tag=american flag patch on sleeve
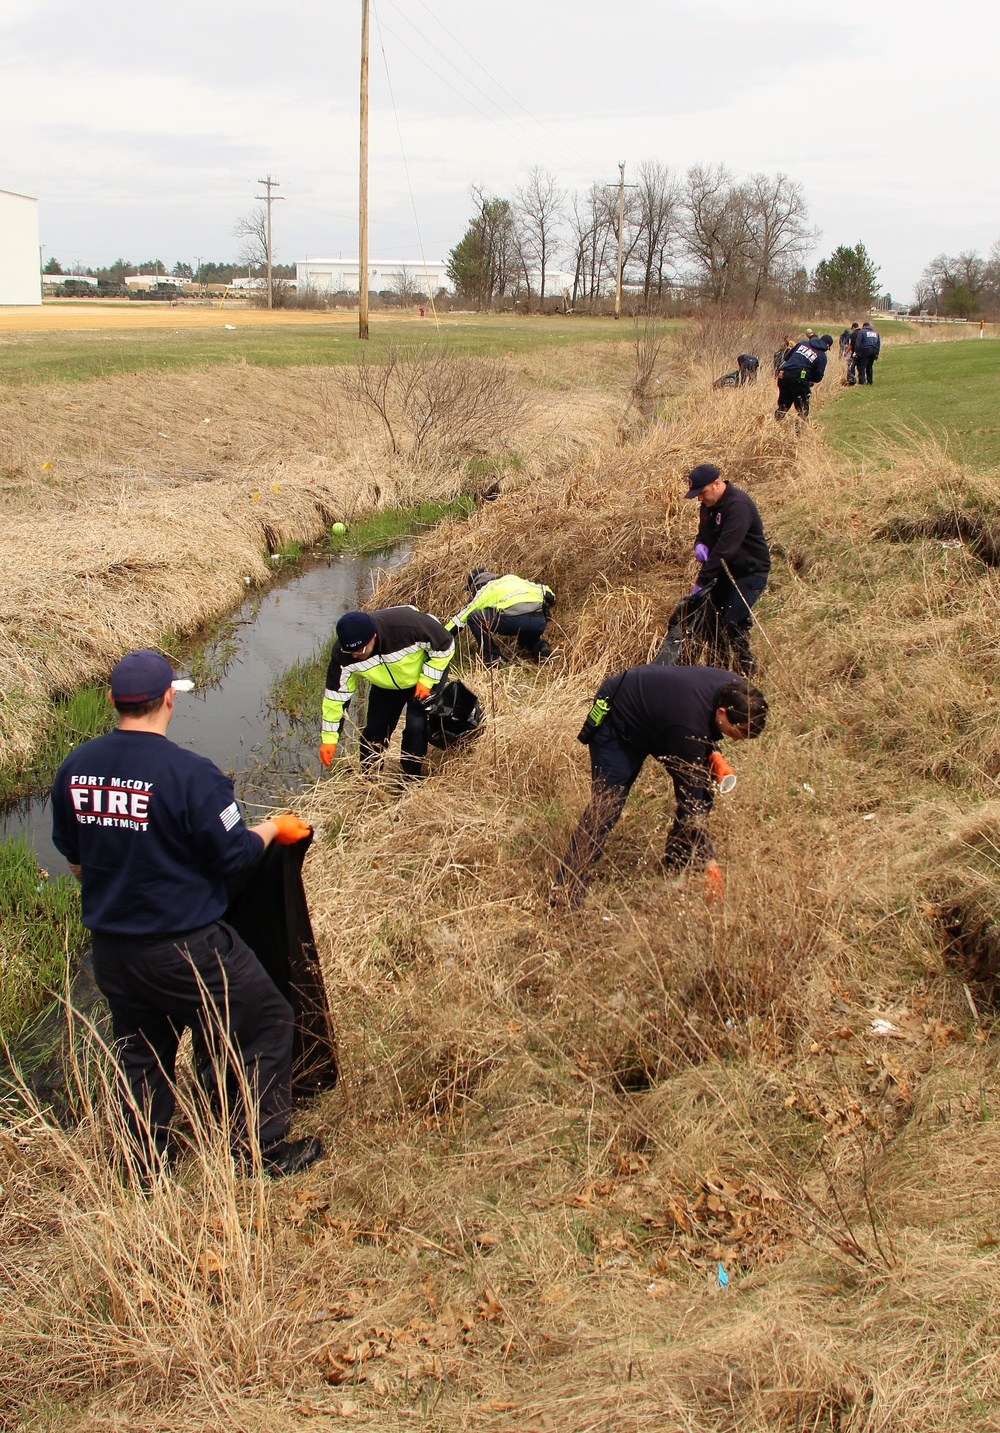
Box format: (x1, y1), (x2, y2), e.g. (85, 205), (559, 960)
(219, 801), (242, 832)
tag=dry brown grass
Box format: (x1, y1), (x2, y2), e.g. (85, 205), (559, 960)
(5, 341), (1000, 1430)
(0, 355), (620, 770)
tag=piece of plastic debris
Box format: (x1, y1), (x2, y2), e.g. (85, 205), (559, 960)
(802, 783), (815, 794)
(252, 492), (260, 502)
(870, 1019), (897, 1036)
(41, 462), (51, 471)
(171, 679), (195, 694)
(157, 432), (171, 439)
(272, 483), (280, 494)
(203, 417), (211, 423)
(244, 576), (251, 585)
(224, 323), (237, 330)
(717, 1264), (729, 1289)
(862, 813), (875, 821)
(271, 553), (281, 562)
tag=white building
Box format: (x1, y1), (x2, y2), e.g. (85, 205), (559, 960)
(0, 188), (41, 306)
(296, 258), (451, 296)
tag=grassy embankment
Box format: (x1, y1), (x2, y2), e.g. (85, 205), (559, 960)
(820, 335), (1000, 469)
(5, 330), (1000, 1430)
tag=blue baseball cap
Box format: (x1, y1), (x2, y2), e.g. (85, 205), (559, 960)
(110, 650), (175, 703)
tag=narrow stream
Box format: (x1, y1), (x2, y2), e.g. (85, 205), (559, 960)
(1, 547), (404, 874)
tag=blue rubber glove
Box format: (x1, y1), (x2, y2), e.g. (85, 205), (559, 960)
(694, 542), (710, 563)
(691, 584), (703, 596)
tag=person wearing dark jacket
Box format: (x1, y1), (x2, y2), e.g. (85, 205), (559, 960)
(775, 333), (833, 419)
(50, 649), (321, 1179)
(320, 606), (455, 779)
(851, 321), (881, 385)
(555, 665), (768, 903)
(684, 463), (771, 675)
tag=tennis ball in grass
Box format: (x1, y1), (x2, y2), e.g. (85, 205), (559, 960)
(331, 522), (347, 536)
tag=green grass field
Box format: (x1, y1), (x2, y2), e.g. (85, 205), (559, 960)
(0, 314), (666, 386)
(820, 335), (1000, 467)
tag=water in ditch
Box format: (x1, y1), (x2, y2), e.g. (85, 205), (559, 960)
(0, 547), (405, 874)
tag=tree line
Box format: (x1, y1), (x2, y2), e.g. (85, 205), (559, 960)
(914, 246), (1000, 318)
(446, 163), (883, 313)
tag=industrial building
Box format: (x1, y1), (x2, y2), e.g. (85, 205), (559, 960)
(0, 188), (41, 306)
(296, 258), (451, 297)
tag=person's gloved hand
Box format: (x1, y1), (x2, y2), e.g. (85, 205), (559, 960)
(704, 862), (724, 903)
(709, 751), (737, 793)
(691, 584), (703, 596)
(414, 682), (433, 703)
(319, 740), (337, 768)
(273, 814), (312, 844)
(694, 542), (710, 563)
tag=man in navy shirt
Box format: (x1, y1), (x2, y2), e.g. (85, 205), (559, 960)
(51, 649), (321, 1178)
(851, 321), (881, 385)
(775, 333), (833, 419)
(683, 463), (771, 676)
(555, 665), (768, 904)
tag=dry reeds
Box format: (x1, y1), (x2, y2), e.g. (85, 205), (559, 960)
(6, 334), (1000, 1430)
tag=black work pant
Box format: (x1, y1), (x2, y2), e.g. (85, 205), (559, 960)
(776, 374), (812, 418)
(710, 572), (768, 676)
(556, 723), (714, 898)
(91, 920), (293, 1167)
(468, 609), (549, 666)
(855, 354), (876, 385)
(361, 684), (429, 778)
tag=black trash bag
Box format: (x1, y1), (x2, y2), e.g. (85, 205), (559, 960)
(424, 679), (482, 750)
(221, 832), (338, 1098)
(652, 584), (718, 667)
(6, 839), (337, 1122)
(713, 370), (740, 389)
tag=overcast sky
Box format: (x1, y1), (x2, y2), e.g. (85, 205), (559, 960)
(1, 0), (996, 298)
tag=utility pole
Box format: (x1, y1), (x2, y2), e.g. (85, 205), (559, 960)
(603, 162), (635, 321)
(614, 162), (626, 320)
(255, 175), (283, 309)
(359, 0), (370, 340)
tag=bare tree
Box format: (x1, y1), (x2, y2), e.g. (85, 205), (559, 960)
(679, 164), (751, 305)
(568, 184), (618, 305)
(743, 172), (815, 308)
(515, 167), (565, 304)
(631, 160), (680, 304)
(390, 265), (418, 305)
(234, 208), (268, 273)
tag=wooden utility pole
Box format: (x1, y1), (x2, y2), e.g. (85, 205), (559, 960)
(614, 161), (626, 321)
(359, 0), (370, 340)
(256, 175), (283, 309)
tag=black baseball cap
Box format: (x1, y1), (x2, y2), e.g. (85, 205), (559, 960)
(684, 463), (722, 499)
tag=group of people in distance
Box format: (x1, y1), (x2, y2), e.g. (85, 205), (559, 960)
(51, 461), (771, 1180)
(838, 321), (882, 386)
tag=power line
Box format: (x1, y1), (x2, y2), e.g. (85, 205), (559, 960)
(373, 13), (593, 178)
(372, 0), (441, 325)
(401, 0), (601, 173)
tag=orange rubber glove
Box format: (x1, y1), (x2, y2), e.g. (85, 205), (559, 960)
(709, 751), (737, 794)
(704, 862), (724, 904)
(272, 814), (312, 845)
(319, 741), (337, 768)
(414, 682), (432, 703)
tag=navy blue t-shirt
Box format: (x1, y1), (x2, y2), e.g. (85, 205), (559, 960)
(51, 728), (263, 937)
(597, 665), (736, 761)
